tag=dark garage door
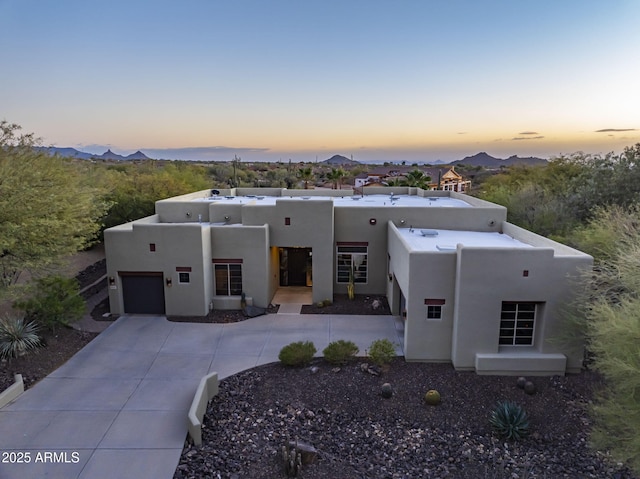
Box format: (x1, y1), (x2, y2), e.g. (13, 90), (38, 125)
(121, 273), (165, 314)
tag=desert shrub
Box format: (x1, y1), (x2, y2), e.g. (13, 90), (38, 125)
(367, 338), (396, 366)
(572, 202), (640, 474)
(14, 275), (85, 330)
(278, 341), (316, 367)
(322, 340), (359, 365)
(0, 315), (42, 359)
(489, 401), (530, 441)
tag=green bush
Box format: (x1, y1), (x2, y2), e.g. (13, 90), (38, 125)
(569, 202), (640, 474)
(14, 275), (85, 330)
(367, 338), (396, 366)
(489, 401), (530, 441)
(278, 341), (317, 367)
(322, 340), (359, 365)
(0, 315), (42, 359)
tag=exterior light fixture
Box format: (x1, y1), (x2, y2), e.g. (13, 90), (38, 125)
(186, 212), (192, 218)
(369, 218), (377, 225)
(109, 276), (115, 286)
(166, 277), (172, 287)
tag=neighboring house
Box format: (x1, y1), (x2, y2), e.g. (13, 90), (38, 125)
(354, 166), (471, 192)
(104, 187), (592, 376)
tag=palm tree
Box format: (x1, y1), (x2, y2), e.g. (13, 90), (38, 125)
(326, 167), (346, 189)
(297, 167), (314, 189)
(402, 169), (431, 189)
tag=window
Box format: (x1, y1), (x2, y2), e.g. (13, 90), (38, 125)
(425, 299), (445, 320)
(214, 264), (242, 295)
(427, 305), (442, 319)
(499, 302), (536, 345)
(178, 272), (190, 284)
(336, 244), (368, 284)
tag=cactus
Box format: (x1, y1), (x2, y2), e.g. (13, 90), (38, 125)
(489, 401), (530, 440)
(347, 262), (355, 300)
(424, 389), (441, 405)
(381, 383), (393, 399)
(282, 445), (303, 477)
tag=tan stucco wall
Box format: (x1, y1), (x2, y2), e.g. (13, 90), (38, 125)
(105, 221), (211, 316)
(210, 225), (270, 308)
(388, 223), (455, 361)
(241, 199), (335, 304)
(335, 202), (506, 296)
(451, 245), (591, 374)
(404, 251), (457, 361)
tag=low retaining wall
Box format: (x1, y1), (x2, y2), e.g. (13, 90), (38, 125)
(0, 374), (24, 408)
(188, 372), (219, 446)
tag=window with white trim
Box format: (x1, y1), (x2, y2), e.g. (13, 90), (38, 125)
(425, 299), (445, 320)
(499, 302), (536, 345)
(214, 264), (242, 295)
(336, 245), (368, 284)
(178, 272), (190, 284)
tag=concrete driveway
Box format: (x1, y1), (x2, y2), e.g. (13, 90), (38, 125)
(0, 313), (403, 479)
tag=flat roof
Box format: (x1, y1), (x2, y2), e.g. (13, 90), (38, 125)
(399, 228), (533, 252)
(196, 194), (471, 208)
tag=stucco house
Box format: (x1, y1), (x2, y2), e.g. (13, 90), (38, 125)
(354, 166), (471, 192)
(104, 187), (592, 376)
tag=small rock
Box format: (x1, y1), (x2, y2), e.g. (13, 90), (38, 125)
(367, 365), (381, 376)
(309, 366), (319, 374)
(524, 381), (536, 395)
(332, 367), (341, 373)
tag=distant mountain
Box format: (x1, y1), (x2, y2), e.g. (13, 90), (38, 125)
(450, 152), (546, 168)
(35, 146), (94, 160)
(322, 154), (361, 166)
(125, 150), (151, 160)
(97, 149), (125, 160)
(37, 146), (153, 161)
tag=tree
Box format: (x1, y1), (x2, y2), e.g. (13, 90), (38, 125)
(402, 169), (431, 188)
(326, 167), (345, 189)
(0, 121), (109, 290)
(100, 161), (211, 229)
(297, 167), (314, 189)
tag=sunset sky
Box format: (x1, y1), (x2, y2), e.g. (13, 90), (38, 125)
(1, 0), (639, 163)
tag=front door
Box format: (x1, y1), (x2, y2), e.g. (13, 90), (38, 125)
(279, 248), (312, 286)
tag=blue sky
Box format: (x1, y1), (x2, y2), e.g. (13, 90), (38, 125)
(1, 0), (639, 163)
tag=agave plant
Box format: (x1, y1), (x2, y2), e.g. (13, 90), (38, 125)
(0, 315), (42, 360)
(489, 400), (530, 440)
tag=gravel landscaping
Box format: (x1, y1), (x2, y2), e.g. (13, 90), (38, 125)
(174, 360), (637, 479)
